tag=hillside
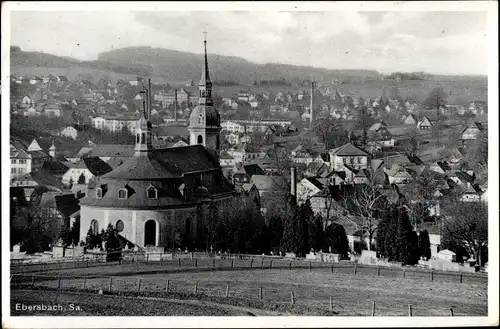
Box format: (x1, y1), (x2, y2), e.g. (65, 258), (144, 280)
(10, 45), (379, 85)
(97, 46), (379, 84)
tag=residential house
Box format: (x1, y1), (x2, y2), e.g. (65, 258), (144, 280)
(129, 77), (144, 87)
(402, 114), (418, 125)
(384, 164), (412, 184)
(417, 116), (433, 130)
(461, 123), (486, 141)
(249, 100), (259, 108)
(459, 185), (481, 202)
(219, 152), (236, 168)
(10, 139), (51, 177)
(10, 171), (65, 205)
(39, 192), (81, 242)
(329, 143), (371, 171)
(91, 115), (141, 134)
(233, 164), (266, 185)
(61, 126), (78, 140)
(61, 157), (113, 187)
(21, 95), (33, 106)
(367, 127), (394, 149)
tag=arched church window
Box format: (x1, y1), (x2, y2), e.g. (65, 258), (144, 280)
(198, 115), (203, 125)
(91, 219), (99, 235)
(96, 188), (103, 199)
(142, 133), (146, 143)
(197, 135), (203, 144)
(136, 134), (140, 144)
(116, 220), (124, 232)
(216, 135), (220, 150)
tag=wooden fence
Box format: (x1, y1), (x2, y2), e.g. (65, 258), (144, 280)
(10, 254), (487, 286)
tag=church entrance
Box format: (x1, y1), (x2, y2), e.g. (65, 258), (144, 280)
(144, 220), (157, 246)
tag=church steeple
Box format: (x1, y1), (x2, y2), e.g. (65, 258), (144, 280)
(134, 81), (153, 156)
(198, 33), (213, 106)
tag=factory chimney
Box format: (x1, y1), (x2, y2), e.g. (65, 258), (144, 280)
(290, 167), (297, 205)
(174, 89), (178, 122)
(309, 81), (315, 129)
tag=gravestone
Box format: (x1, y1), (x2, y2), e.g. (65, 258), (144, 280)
(359, 250), (377, 265)
(305, 251), (316, 260)
(13, 244), (21, 254)
(285, 252), (296, 259)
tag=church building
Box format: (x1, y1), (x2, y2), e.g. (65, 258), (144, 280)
(79, 38), (236, 250)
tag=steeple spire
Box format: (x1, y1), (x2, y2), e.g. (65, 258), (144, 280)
(198, 32), (212, 106)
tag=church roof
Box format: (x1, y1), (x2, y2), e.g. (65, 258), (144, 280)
(330, 143), (371, 157)
(189, 104), (220, 128)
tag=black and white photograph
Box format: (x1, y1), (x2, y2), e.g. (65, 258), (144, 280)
(2, 1), (498, 327)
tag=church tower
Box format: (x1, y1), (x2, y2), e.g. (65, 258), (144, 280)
(134, 84), (153, 157)
(188, 35), (221, 153)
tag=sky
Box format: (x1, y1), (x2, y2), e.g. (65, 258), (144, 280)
(9, 10), (490, 75)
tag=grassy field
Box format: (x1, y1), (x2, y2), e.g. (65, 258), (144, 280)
(12, 263), (487, 316)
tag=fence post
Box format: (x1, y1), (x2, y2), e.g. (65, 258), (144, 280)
(225, 284), (229, 298)
(331, 264), (334, 273)
(289, 261), (292, 270)
(109, 277), (113, 291)
(450, 308), (454, 317)
(137, 278), (142, 291)
(146, 254), (149, 264)
(86, 260), (89, 268)
(403, 269), (405, 278)
(58, 276), (62, 289)
(58, 260), (61, 269)
(460, 272), (463, 283)
(371, 301), (375, 316)
(83, 277), (86, 289)
(330, 296), (333, 311)
(261, 258), (264, 269)
(259, 287), (263, 301)
(377, 266), (380, 277)
(178, 258), (181, 267)
(354, 263), (358, 275)
(408, 304), (412, 317)
(213, 259), (216, 269)
(290, 291), (295, 305)
(194, 281), (198, 294)
(42, 263), (45, 271)
(231, 259), (234, 269)
(195, 259), (198, 267)
(31, 275), (35, 288)
(250, 259), (253, 268)
(309, 261), (312, 272)
(270, 260), (273, 269)
(431, 270), (434, 281)
(166, 280), (170, 292)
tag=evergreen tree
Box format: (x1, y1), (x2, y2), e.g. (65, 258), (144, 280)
(268, 215), (283, 253)
(408, 230), (420, 265)
(324, 223), (349, 258)
(418, 230), (432, 261)
(296, 200), (312, 256)
(308, 214), (325, 252)
(280, 205), (298, 255)
(396, 208), (413, 265)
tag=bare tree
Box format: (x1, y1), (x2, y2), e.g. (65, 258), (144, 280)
(442, 201), (488, 266)
(340, 167), (387, 250)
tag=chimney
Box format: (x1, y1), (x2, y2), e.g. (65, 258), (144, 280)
(174, 89), (178, 122)
(290, 167), (297, 204)
(309, 81), (314, 129)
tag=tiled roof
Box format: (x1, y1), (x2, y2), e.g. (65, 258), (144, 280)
(250, 175), (287, 191)
(85, 144), (135, 158)
(330, 143), (371, 157)
(75, 157), (113, 176)
(40, 192), (80, 217)
(12, 171), (64, 191)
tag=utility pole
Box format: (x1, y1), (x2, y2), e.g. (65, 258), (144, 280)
(309, 81), (315, 130)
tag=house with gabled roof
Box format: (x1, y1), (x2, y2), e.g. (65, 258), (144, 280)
(61, 157), (113, 187)
(329, 143), (371, 171)
(417, 116), (433, 130)
(384, 164), (412, 185)
(402, 113), (418, 125)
